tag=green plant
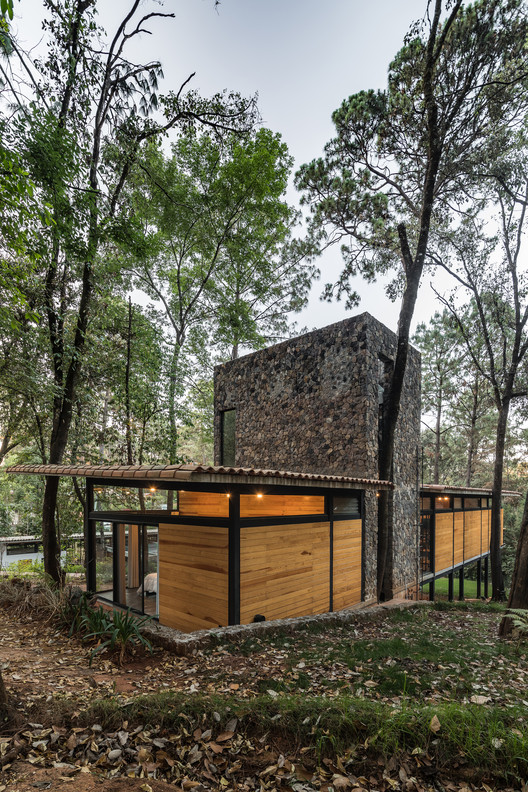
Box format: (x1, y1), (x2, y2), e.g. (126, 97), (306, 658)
(7, 559), (46, 578)
(506, 609), (528, 641)
(54, 589), (89, 635)
(64, 563), (85, 574)
(79, 605), (112, 637)
(85, 608), (153, 666)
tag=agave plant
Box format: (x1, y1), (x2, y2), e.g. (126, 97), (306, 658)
(85, 608), (153, 666)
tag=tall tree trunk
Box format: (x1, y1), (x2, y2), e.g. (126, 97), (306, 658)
(434, 384), (442, 484)
(499, 490), (528, 636)
(465, 379), (479, 487)
(125, 297), (133, 466)
(168, 344), (180, 465)
(42, 475), (62, 584)
(377, 258), (422, 599)
(490, 400), (509, 600)
(0, 668), (8, 722)
(42, 248), (95, 584)
(377, 1), (447, 599)
(99, 389), (111, 461)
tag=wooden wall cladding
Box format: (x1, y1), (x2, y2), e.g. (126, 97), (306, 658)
(158, 523), (228, 632)
(435, 513), (454, 574)
(178, 492), (230, 518)
(239, 522), (330, 624)
(453, 513), (464, 566)
(481, 509), (490, 553)
(240, 494), (325, 518)
(464, 510), (482, 560)
(332, 519), (362, 611)
(433, 508), (498, 577)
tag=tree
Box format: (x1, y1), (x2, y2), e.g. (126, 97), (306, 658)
(414, 308), (496, 487)
(2, 0), (257, 583)
(437, 177), (528, 599)
(125, 127), (307, 462)
(296, 0), (528, 599)
(414, 311), (459, 484)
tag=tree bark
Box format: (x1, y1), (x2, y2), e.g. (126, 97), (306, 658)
(168, 344), (181, 465)
(490, 401), (509, 600)
(465, 377), (479, 488)
(125, 297), (133, 466)
(434, 383), (442, 485)
(499, 490), (528, 636)
(42, 475), (63, 584)
(0, 668), (8, 723)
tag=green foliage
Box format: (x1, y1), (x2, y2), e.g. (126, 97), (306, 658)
(79, 604), (112, 637)
(506, 608), (528, 640)
(121, 126), (312, 464)
(296, 0), (528, 307)
(0, 0), (14, 21)
(84, 608), (153, 666)
(6, 558), (46, 578)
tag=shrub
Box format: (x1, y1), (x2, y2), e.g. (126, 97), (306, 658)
(84, 608), (153, 666)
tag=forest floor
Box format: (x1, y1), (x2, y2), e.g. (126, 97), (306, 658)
(0, 600), (527, 792)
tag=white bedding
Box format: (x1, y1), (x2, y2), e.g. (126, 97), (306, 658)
(137, 572), (157, 594)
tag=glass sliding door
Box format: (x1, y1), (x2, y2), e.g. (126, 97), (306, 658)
(95, 522), (158, 618)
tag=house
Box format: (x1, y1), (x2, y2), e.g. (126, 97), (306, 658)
(7, 313), (509, 632)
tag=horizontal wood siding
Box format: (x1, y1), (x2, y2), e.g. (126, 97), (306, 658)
(178, 492), (230, 518)
(454, 513), (464, 566)
(240, 494), (325, 518)
(481, 509), (490, 553)
(239, 522), (330, 623)
(158, 523), (228, 632)
(332, 519), (362, 611)
(435, 513), (454, 574)
(464, 511), (482, 560)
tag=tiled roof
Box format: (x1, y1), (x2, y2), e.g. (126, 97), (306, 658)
(6, 463), (393, 490)
(421, 483), (521, 498)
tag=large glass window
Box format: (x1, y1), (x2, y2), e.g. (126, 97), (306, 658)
(94, 486), (177, 514)
(221, 409), (236, 466)
(333, 496), (360, 515)
(96, 522), (158, 618)
(420, 515), (432, 573)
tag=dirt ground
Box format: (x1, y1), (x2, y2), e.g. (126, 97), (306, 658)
(0, 606), (525, 791)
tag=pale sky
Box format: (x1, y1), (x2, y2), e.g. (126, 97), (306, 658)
(13, 0), (440, 336)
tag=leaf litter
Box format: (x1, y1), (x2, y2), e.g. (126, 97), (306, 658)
(0, 604), (526, 791)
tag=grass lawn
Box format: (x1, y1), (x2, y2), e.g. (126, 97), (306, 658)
(421, 575), (484, 598)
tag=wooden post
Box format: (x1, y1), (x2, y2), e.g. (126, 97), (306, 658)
(459, 566), (465, 601)
(476, 558), (482, 599)
(448, 571), (454, 601)
(484, 556), (489, 598)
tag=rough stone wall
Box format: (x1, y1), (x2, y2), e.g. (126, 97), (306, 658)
(373, 320), (422, 595)
(214, 312), (421, 598)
